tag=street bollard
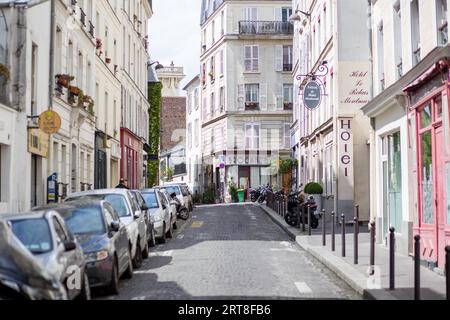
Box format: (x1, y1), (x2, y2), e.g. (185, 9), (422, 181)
(302, 207), (306, 232)
(389, 227), (395, 290)
(308, 206), (312, 236)
(341, 214), (346, 257)
(322, 209), (326, 246)
(370, 221), (375, 275)
(446, 246), (450, 301)
(354, 217), (359, 265)
(331, 211), (335, 252)
(414, 235), (421, 300)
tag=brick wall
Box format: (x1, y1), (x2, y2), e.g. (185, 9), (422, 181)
(160, 97), (186, 152)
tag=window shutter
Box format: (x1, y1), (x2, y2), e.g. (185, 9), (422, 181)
(276, 84), (283, 110)
(245, 124), (252, 149)
(274, 7), (282, 21)
(260, 83), (267, 110)
(237, 84), (245, 110)
(252, 8), (258, 20)
(275, 45), (283, 71)
(253, 46), (259, 71)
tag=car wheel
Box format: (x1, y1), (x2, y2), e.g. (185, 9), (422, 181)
(148, 228), (156, 247)
(123, 249), (134, 279)
(132, 243), (143, 269)
(179, 208), (189, 220)
(142, 240), (149, 259)
(159, 223), (167, 244)
(77, 272), (91, 300)
(166, 218), (174, 238)
(105, 258), (119, 295)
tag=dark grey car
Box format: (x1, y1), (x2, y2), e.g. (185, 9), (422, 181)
(1, 211), (89, 300)
(33, 200), (134, 295)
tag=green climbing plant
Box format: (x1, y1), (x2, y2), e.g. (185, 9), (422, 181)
(147, 81), (162, 187)
(279, 158), (298, 174)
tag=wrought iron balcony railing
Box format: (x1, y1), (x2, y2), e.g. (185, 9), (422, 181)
(80, 8), (86, 27)
(88, 21), (95, 38)
(239, 21), (293, 35)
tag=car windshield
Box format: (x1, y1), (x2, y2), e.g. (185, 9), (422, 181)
(164, 186), (180, 195)
(10, 219), (53, 254)
(141, 192), (159, 208)
(68, 194), (130, 217)
(64, 206), (106, 235)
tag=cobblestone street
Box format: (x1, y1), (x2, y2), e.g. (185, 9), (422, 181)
(98, 204), (361, 300)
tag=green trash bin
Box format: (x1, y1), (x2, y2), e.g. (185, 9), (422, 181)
(237, 189), (245, 203)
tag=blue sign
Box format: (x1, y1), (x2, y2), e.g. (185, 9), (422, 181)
(47, 173), (58, 204)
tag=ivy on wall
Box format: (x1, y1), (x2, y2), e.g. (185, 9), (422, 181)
(147, 81), (163, 187)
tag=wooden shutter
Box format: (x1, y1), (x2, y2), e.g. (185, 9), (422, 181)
(260, 83), (267, 110)
(253, 46), (259, 71)
(275, 45), (283, 71)
(237, 84), (245, 110)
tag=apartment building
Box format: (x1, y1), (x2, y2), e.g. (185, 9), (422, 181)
(118, 0), (152, 190)
(0, 0), (51, 213)
(292, 0), (371, 221)
(200, 0), (294, 199)
(184, 75), (203, 194)
(362, 0), (450, 270)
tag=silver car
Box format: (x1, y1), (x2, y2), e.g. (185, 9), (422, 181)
(1, 211), (89, 300)
(140, 189), (174, 243)
(65, 189), (148, 269)
(162, 183), (193, 212)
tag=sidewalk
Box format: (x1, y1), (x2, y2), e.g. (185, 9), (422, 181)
(258, 203), (447, 300)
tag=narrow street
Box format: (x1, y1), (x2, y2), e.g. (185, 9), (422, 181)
(99, 204), (361, 300)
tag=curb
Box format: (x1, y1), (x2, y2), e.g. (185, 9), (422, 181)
(257, 203), (398, 300)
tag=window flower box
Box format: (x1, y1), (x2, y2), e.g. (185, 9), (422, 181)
(55, 74), (74, 88)
(283, 101), (293, 110)
(245, 101), (259, 110)
(105, 57), (111, 64)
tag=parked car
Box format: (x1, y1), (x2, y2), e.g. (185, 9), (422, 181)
(33, 200), (134, 295)
(162, 183), (193, 212)
(1, 211), (89, 300)
(65, 189), (148, 269)
(156, 187), (178, 230)
(140, 188), (173, 243)
(0, 219), (68, 300)
(131, 190), (156, 247)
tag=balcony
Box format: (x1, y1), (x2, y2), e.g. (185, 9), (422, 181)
(80, 8), (86, 27)
(88, 21), (95, 38)
(239, 21), (293, 36)
(283, 63), (293, 72)
(245, 101), (259, 110)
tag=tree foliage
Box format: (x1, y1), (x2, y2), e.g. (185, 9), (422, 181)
(147, 81), (162, 187)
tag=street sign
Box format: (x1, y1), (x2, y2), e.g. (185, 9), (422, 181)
(47, 173), (58, 204)
(38, 110), (61, 134)
(303, 80), (322, 110)
(148, 154), (159, 161)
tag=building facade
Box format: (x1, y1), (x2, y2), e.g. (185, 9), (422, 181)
(362, 0), (450, 270)
(200, 0), (294, 200)
(184, 75), (203, 194)
(292, 0), (371, 221)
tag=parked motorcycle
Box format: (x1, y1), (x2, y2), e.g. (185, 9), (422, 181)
(257, 185), (272, 203)
(249, 187), (261, 203)
(170, 192), (190, 220)
(285, 194), (321, 229)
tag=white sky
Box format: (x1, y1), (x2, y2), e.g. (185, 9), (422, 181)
(148, 0), (201, 90)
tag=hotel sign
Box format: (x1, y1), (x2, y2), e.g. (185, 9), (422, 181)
(303, 80), (322, 110)
(28, 128), (49, 158)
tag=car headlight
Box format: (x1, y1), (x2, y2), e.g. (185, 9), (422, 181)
(85, 250), (109, 262)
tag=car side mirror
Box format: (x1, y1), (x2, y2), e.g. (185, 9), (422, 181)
(141, 204), (149, 211)
(134, 211), (140, 219)
(63, 240), (76, 252)
(110, 221), (120, 232)
(162, 204), (167, 210)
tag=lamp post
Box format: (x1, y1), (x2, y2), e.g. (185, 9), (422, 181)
(148, 60), (164, 70)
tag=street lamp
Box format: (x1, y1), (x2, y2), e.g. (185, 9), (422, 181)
(148, 60), (164, 70)
(289, 9), (311, 22)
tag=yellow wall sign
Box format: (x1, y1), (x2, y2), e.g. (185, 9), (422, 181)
(38, 110), (61, 134)
(28, 128), (49, 158)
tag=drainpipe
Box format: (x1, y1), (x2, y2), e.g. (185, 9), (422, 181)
(48, 0), (54, 109)
(367, 0), (374, 100)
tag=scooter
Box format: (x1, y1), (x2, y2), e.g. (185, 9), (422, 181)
(284, 194), (321, 229)
(257, 184), (272, 203)
(284, 192), (302, 227)
(170, 192), (190, 220)
(249, 187), (261, 202)
(299, 196), (320, 229)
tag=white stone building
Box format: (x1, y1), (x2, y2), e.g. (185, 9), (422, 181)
(184, 75), (202, 194)
(291, 0), (371, 221)
(200, 0), (294, 200)
(362, 0), (450, 269)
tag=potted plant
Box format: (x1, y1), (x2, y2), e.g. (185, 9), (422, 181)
(245, 101), (258, 109)
(69, 85), (81, 96)
(283, 101), (292, 110)
(105, 57), (111, 64)
(95, 38), (102, 50)
(0, 63), (11, 83)
(304, 182), (324, 195)
(228, 181), (239, 203)
(55, 74), (74, 88)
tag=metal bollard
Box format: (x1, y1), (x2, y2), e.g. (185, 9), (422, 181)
(308, 206), (312, 236)
(331, 211), (335, 252)
(446, 246), (450, 301)
(302, 207), (305, 232)
(414, 235), (421, 300)
(354, 217), (358, 265)
(322, 209), (326, 246)
(341, 214), (346, 257)
(370, 221), (375, 275)
(389, 227), (395, 290)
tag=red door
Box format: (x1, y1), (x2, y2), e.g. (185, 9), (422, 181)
(435, 126), (446, 268)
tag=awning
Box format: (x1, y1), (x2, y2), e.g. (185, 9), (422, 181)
(403, 58), (450, 93)
(143, 143), (151, 153)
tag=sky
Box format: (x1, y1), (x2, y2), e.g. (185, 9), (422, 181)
(148, 0), (201, 90)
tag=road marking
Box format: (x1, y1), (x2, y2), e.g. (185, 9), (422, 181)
(192, 215), (197, 218)
(270, 248), (297, 253)
(191, 221), (204, 228)
(295, 282), (313, 294)
(149, 250), (173, 257)
(177, 234), (184, 239)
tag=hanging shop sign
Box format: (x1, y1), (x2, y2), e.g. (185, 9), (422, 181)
(28, 128), (49, 157)
(303, 80), (322, 110)
(38, 109), (61, 134)
(296, 61), (329, 111)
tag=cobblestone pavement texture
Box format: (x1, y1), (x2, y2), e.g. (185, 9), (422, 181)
(96, 204), (362, 300)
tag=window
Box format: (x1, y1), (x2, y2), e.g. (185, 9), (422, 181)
(194, 88), (199, 109)
(245, 123), (260, 149)
(284, 124), (290, 149)
(194, 118), (200, 146)
(187, 122), (192, 148)
(245, 84), (259, 109)
(210, 55), (215, 81)
(282, 45), (293, 71)
(437, 0), (448, 45)
(283, 84), (293, 109)
(220, 50), (224, 75)
(221, 11), (225, 35)
(244, 7), (257, 21)
(411, 0), (421, 66)
(52, 217), (68, 242)
(212, 20), (215, 44)
(187, 93), (192, 114)
(377, 22), (385, 92)
(210, 92), (215, 117)
(281, 7), (293, 22)
(202, 63), (206, 85)
(393, 1), (403, 79)
(31, 43), (38, 116)
(244, 45), (259, 72)
(219, 86), (225, 112)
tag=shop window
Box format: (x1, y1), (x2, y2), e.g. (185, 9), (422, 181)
(420, 131), (433, 224)
(420, 104), (432, 128)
